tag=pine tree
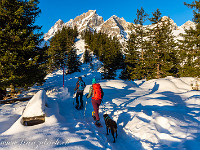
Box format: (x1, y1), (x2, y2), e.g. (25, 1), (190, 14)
(47, 26), (79, 74)
(101, 36), (123, 79)
(178, 0), (200, 77)
(66, 47), (80, 74)
(122, 7), (149, 80)
(134, 7), (148, 61)
(146, 9), (178, 79)
(83, 46), (92, 64)
(0, 0), (46, 97)
(47, 28), (68, 71)
(82, 31), (123, 79)
(123, 33), (139, 80)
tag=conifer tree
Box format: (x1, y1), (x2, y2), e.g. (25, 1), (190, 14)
(82, 31), (123, 79)
(83, 46), (92, 64)
(100, 36), (123, 79)
(66, 47), (80, 74)
(146, 9), (178, 79)
(47, 27), (80, 74)
(47, 28), (68, 72)
(0, 0), (46, 97)
(122, 33), (139, 80)
(122, 7), (149, 80)
(178, 0), (200, 77)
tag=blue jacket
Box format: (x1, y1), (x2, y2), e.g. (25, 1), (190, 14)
(74, 79), (86, 93)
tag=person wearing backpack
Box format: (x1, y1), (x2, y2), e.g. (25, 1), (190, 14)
(86, 78), (104, 127)
(74, 76), (86, 110)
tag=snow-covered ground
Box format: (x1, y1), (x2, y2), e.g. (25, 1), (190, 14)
(0, 39), (200, 150)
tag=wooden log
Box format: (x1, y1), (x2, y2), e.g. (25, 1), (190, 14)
(0, 96), (33, 104)
(21, 114), (45, 126)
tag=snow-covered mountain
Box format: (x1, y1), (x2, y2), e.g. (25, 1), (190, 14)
(180, 20), (196, 30)
(44, 10), (104, 40)
(44, 19), (64, 40)
(44, 10), (196, 41)
(100, 15), (131, 39)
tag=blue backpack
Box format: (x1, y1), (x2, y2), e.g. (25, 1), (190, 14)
(78, 81), (85, 91)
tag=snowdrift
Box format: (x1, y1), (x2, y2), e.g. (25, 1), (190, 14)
(21, 90), (47, 126)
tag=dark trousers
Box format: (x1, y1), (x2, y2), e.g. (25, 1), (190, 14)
(76, 92), (83, 107)
(92, 99), (102, 121)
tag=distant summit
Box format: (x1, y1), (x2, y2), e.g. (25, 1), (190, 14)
(180, 20), (196, 30)
(160, 16), (178, 30)
(44, 10), (195, 41)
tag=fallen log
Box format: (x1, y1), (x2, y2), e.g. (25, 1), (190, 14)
(21, 114), (45, 126)
(0, 96), (33, 104)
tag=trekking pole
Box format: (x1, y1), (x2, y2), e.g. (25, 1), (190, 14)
(84, 98), (88, 117)
(73, 92), (76, 105)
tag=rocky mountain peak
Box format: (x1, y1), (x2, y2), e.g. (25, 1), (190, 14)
(71, 10), (103, 32)
(161, 16), (178, 30)
(56, 19), (64, 25)
(43, 19), (65, 40)
(44, 10), (195, 42)
(180, 20), (196, 30)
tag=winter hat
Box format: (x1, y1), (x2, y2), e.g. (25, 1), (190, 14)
(92, 78), (96, 84)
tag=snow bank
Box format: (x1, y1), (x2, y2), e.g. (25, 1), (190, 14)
(124, 111), (187, 149)
(102, 80), (128, 89)
(22, 90), (47, 118)
(140, 76), (192, 93)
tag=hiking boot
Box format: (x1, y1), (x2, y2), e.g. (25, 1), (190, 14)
(79, 105), (83, 110)
(75, 105), (79, 110)
(92, 115), (96, 121)
(95, 120), (102, 127)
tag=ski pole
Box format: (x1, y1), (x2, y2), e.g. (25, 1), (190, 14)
(84, 98), (88, 117)
(73, 92), (76, 105)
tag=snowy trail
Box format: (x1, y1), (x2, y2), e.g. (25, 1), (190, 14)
(1, 69), (200, 150)
(41, 64), (143, 150)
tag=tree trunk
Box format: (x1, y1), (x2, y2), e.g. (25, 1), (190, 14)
(10, 84), (15, 97)
(157, 63), (160, 79)
(141, 48), (144, 63)
(0, 89), (6, 100)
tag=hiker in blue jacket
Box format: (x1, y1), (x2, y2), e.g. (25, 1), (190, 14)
(74, 76), (86, 109)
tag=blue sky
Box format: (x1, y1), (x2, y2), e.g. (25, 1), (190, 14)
(35, 0), (195, 34)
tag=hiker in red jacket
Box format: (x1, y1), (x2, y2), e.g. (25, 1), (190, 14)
(86, 78), (104, 126)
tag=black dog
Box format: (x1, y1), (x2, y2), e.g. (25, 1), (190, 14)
(103, 114), (118, 143)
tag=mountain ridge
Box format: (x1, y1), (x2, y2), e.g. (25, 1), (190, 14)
(44, 10), (195, 41)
